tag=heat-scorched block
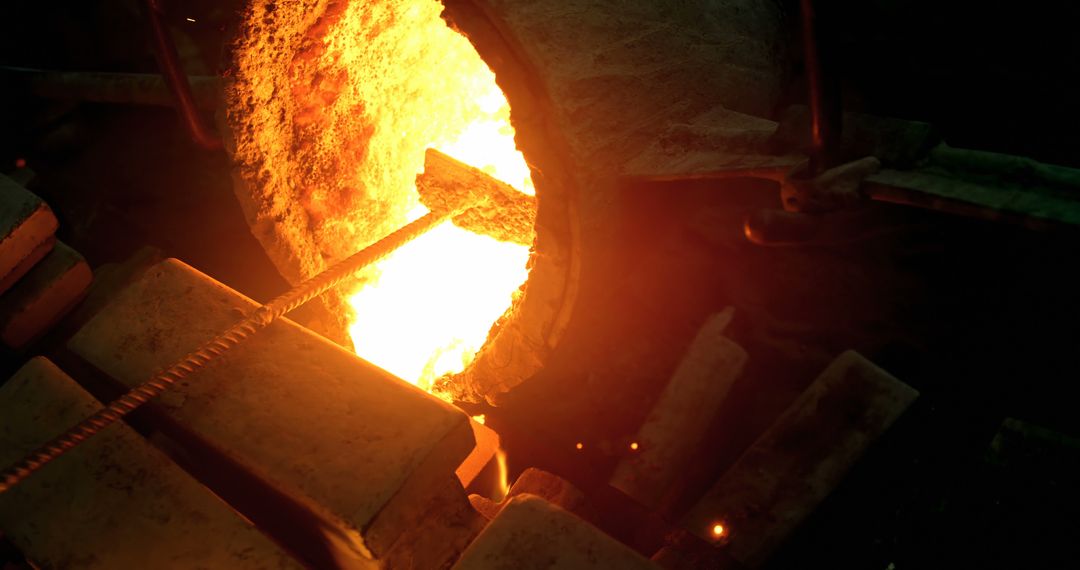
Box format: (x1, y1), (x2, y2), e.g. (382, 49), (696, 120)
(0, 357), (302, 569)
(0, 174), (57, 294)
(67, 258), (475, 563)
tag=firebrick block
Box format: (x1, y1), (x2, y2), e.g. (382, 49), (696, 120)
(611, 309), (746, 508)
(0, 174), (57, 294)
(683, 350), (918, 567)
(453, 494), (660, 570)
(0, 241), (91, 349)
(0, 357), (302, 569)
(67, 259), (475, 562)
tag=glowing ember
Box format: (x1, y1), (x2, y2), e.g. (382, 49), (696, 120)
(629, 442), (640, 451)
(344, 0), (534, 390)
(711, 523), (727, 539)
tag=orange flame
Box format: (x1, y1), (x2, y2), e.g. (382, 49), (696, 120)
(345, 1), (533, 392)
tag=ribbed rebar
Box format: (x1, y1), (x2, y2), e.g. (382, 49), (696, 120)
(1, 207), (457, 494)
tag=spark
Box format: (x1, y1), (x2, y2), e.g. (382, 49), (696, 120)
(711, 523), (726, 539)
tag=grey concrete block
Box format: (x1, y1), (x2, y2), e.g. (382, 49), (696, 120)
(0, 174), (57, 294)
(67, 258), (475, 561)
(0, 357), (302, 570)
(611, 309), (746, 508)
(0, 241), (91, 349)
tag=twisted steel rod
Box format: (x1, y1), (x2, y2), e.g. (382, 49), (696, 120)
(1, 207), (459, 494)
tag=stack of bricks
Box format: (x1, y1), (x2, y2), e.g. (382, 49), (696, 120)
(1, 257), (661, 568)
(0, 173), (91, 350)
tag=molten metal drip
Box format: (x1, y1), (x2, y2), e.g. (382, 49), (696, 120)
(494, 448), (510, 502)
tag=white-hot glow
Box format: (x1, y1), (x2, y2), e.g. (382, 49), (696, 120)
(345, 1), (533, 391)
(348, 218), (529, 391)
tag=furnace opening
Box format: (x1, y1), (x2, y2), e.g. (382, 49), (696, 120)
(227, 0), (578, 403)
(336, 2), (536, 391)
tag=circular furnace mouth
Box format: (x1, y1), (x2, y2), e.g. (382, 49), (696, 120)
(224, 0), (579, 404)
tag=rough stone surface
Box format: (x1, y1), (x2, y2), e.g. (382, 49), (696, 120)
(683, 351), (919, 566)
(67, 258), (475, 561)
(53, 245), (164, 339)
(455, 0), (786, 171)
(610, 309), (747, 508)
(0, 241), (91, 349)
(0, 174), (58, 294)
(0, 357), (302, 570)
(452, 494), (660, 570)
(223, 0), (538, 283)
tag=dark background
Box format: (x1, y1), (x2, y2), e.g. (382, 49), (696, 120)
(3, 1), (1080, 569)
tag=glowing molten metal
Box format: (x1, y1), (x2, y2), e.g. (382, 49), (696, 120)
(344, 1), (534, 391)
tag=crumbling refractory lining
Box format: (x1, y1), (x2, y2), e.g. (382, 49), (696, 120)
(226, 0), (579, 402)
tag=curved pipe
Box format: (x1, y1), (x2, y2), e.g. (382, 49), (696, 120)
(143, 0), (222, 150)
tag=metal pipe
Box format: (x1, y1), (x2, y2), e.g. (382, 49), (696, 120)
(799, 0), (837, 174)
(143, 0), (222, 150)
